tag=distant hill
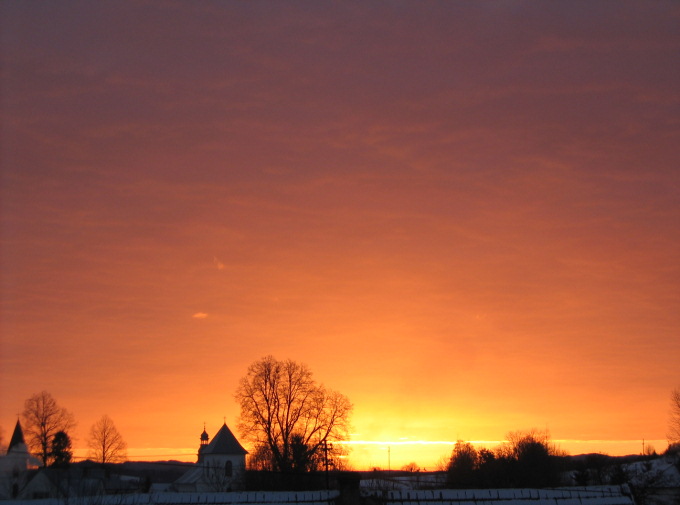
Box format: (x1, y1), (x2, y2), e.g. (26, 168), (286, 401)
(70, 459), (194, 484)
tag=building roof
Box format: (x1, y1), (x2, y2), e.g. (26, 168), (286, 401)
(201, 423), (247, 455)
(8, 420), (26, 452)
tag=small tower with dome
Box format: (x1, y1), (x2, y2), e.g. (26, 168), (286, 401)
(198, 424), (210, 461)
(175, 421), (248, 492)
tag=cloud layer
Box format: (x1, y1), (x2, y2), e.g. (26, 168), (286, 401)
(1, 1), (678, 466)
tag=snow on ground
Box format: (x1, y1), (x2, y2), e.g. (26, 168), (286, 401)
(625, 454), (680, 488)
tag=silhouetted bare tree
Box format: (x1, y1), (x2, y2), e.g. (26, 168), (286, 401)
(21, 391), (76, 465)
(668, 388), (680, 446)
(87, 415), (127, 463)
(401, 462), (419, 472)
(235, 355), (352, 473)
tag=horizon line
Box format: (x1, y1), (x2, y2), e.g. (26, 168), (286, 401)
(69, 438), (669, 459)
(339, 438), (668, 446)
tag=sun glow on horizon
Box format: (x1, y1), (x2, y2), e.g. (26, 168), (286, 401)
(347, 439), (670, 470)
(82, 439), (671, 471)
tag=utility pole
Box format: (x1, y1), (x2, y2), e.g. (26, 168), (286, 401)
(323, 440), (332, 489)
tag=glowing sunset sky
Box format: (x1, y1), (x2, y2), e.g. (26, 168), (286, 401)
(1, 2), (678, 469)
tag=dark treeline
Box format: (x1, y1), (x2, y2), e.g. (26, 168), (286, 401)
(444, 430), (680, 490)
(444, 430), (567, 489)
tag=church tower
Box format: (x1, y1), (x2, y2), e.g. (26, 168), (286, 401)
(198, 424), (209, 462)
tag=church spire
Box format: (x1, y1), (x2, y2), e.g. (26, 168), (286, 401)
(8, 419), (26, 452)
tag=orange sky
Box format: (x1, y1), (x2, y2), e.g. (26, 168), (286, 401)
(1, 2), (678, 470)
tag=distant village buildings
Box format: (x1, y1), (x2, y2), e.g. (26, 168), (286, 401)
(1, 418), (665, 505)
(0, 419), (248, 499)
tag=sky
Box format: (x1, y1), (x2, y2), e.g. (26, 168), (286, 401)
(1, 1), (679, 470)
